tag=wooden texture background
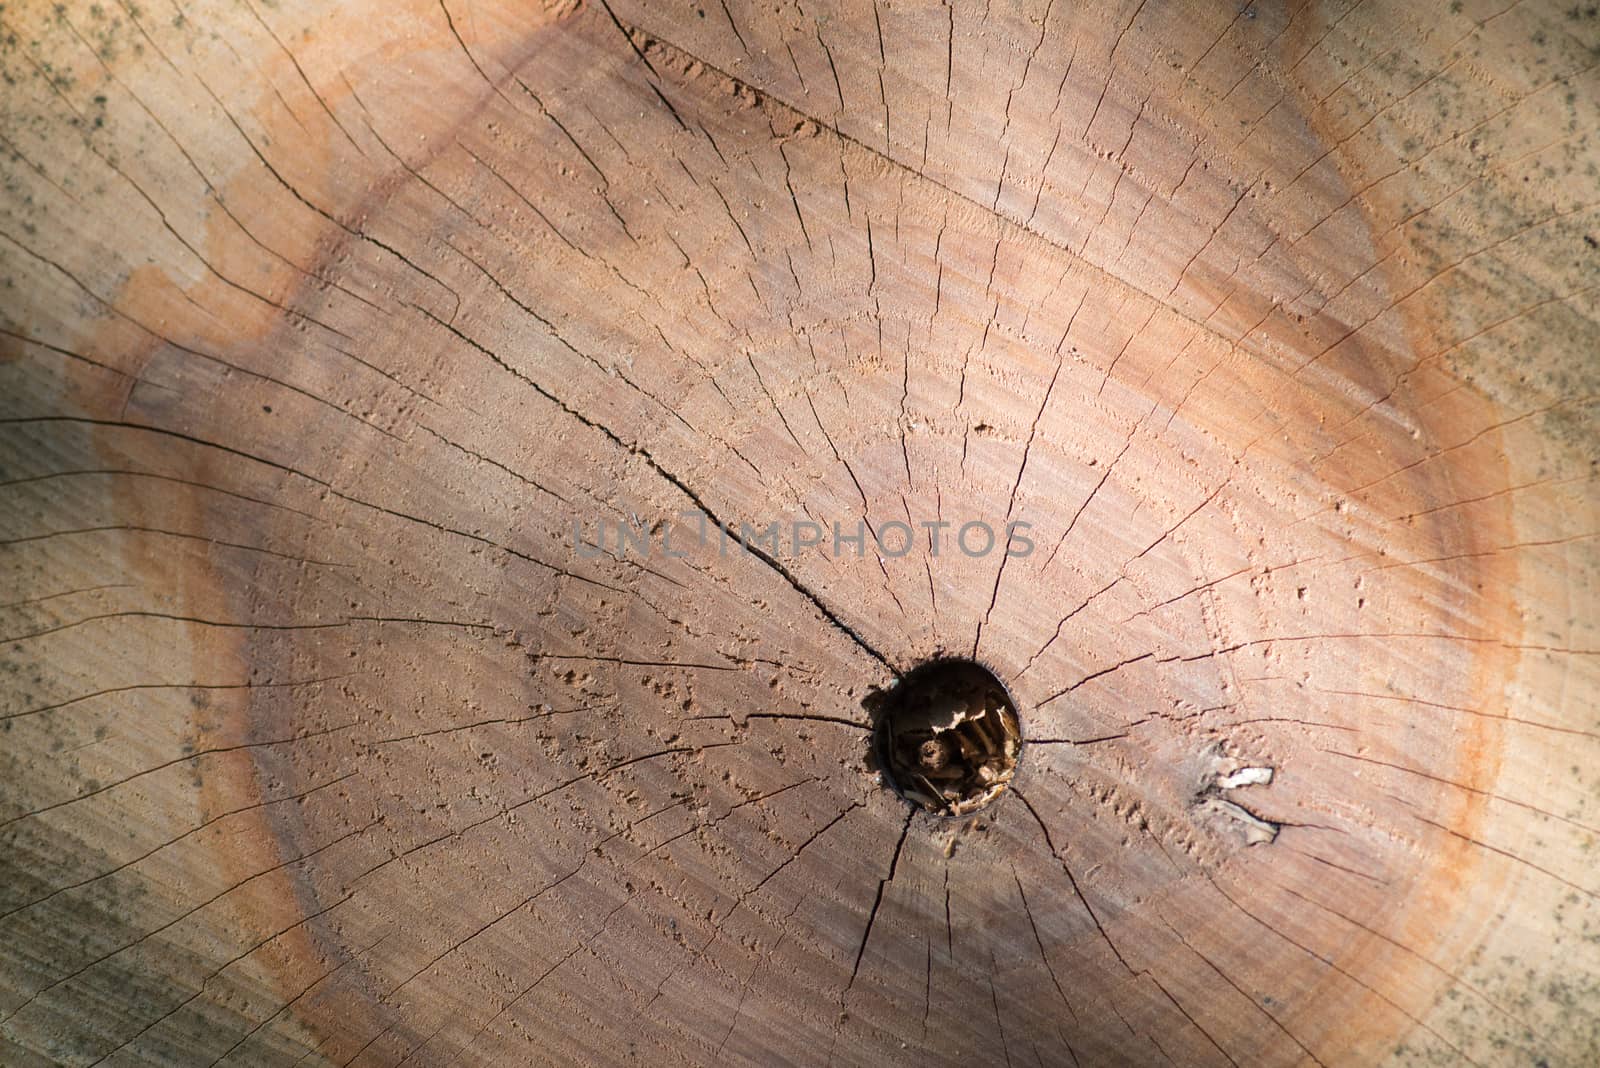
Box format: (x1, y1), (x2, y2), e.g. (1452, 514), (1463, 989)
(1, 0), (1597, 1064)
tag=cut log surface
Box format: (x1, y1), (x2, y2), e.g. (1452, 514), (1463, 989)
(1, 0), (1597, 1065)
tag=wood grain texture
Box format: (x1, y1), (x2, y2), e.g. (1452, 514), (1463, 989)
(1, 0), (1596, 1065)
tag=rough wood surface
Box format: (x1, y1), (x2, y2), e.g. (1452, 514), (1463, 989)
(2, 1), (1597, 1065)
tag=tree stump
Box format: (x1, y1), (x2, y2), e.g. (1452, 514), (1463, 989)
(2, 1), (1597, 1065)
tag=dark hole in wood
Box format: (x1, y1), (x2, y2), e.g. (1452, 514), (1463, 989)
(872, 658), (1022, 815)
